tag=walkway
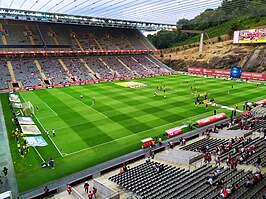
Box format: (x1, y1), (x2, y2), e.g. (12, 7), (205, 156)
(0, 100), (19, 198)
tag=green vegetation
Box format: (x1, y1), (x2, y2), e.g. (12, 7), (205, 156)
(2, 74), (266, 192)
(147, 0), (266, 49)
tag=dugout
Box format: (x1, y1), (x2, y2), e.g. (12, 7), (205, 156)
(196, 113), (227, 127)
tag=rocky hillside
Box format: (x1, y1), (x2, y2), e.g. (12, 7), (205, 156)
(155, 40), (266, 73)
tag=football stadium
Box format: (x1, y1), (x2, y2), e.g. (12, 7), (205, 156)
(0, 1), (265, 199)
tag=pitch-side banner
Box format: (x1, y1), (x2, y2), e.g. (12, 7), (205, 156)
(188, 68), (266, 80)
(20, 125), (42, 135)
(17, 117), (35, 125)
(26, 136), (48, 147)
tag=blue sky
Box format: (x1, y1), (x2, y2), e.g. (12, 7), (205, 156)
(1, 0), (222, 24)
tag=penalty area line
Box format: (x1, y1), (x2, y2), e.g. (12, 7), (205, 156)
(20, 93), (63, 157)
(43, 101), (58, 116)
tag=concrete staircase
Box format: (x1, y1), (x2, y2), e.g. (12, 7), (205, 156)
(98, 58), (113, 72)
(90, 33), (103, 51)
(122, 34), (135, 49)
(49, 27), (59, 45)
(106, 34), (120, 50)
(24, 26), (35, 45)
(0, 24), (8, 51)
(137, 35), (149, 50)
(7, 61), (16, 82)
(58, 59), (73, 82)
(71, 32), (84, 51)
(131, 56), (155, 74)
(145, 55), (161, 69)
(79, 58), (97, 80)
(34, 60), (47, 79)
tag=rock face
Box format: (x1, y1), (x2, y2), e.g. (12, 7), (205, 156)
(157, 41), (266, 73)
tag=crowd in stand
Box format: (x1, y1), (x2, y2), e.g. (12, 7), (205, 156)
(0, 54), (172, 90)
(39, 59), (70, 84)
(2, 20), (155, 51)
(12, 59), (43, 87)
(201, 134), (264, 169)
(0, 60), (12, 89)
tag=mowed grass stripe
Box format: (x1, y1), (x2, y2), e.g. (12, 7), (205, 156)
(21, 90), (91, 152)
(31, 89), (114, 152)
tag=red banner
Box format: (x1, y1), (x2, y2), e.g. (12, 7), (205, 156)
(214, 70), (230, 76)
(188, 67), (266, 80)
(196, 113), (227, 127)
(203, 68), (215, 75)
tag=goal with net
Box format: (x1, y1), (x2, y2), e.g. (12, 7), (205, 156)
(23, 101), (34, 116)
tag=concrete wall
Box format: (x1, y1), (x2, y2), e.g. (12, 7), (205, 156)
(93, 179), (119, 199)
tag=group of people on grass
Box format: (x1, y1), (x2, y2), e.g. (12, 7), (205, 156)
(11, 127), (30, 159)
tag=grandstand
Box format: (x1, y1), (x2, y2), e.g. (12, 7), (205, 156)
(0, 4), (265, 199)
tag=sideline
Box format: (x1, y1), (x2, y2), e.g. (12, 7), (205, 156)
(33, 146), (45, 162)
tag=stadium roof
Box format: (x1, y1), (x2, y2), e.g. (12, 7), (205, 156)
(0, 0), (222, 25)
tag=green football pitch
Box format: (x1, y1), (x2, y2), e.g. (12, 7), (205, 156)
(1, 74), (265, 192)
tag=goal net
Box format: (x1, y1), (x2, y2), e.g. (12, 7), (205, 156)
(23, 101), (34, 116)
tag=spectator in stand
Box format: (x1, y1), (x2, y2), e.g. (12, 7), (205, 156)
(207, 176), (213, 185)
(84, 181), (89, 193)
(244, 177), (253, 188)
(226, 158), (230, 169)
(226, 184), (233, 194)
(232, 147), (237, 154)
(92, 186), (97, 198)
(88, 191), (93, 199)
(215, 178), (224, 187)
(251, 176), (259, 186)
(149, 150), (154, 159)
(67, 184), (72, 194)
(203, 153), (208, 163)
(254, 172), (263, 182)
(254, 155), (261, 170)
(215, 156), (221, 167)
(158, 137), (162, 146)
(123, 163), (128, 172)
(207, 153), (212, 163)
(231, 183), (238, 192)
(220, 187), (228, 198)
(230, 159), (236, 170)
(182, 137), (186, 145)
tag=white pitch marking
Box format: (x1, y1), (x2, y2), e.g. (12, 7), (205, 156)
(43, 101), (58, 116)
